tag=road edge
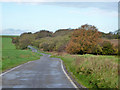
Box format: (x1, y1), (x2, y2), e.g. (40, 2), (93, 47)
(60, 59), (78, 88)
(59, 58), (87, 89)
(0, 61), (34, 76)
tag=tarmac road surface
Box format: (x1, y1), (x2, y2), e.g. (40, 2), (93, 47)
(2, 47), (76, 88)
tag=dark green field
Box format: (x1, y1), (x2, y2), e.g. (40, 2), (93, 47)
(1, 37), (42, 72)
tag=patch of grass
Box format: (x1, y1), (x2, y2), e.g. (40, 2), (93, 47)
(1, 37), (42, 72)
(51, 54), (118, 88)
(2, 37), (16, 50)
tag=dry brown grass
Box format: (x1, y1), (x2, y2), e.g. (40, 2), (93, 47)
(72, 55), (118, 88)
(102, 38), (118, 47)
(109, 39), (118, 47)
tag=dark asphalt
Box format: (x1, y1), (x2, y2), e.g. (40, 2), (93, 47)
(2, 47), (75, 88)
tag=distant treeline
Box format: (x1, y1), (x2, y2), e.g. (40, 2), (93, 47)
(12, 24), (119, 55)
(101, 30), (120, 39)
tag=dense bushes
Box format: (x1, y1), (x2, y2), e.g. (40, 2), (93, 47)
(38, 35), (70, 52)
(12, 24), (118, 55)
(91, 45), (103, 55)
(101, 41), (115, 55)
(12, 32), (35, 49)
(91, 41), (118, 55)
(19, 33), (35, 49)
(53, 29), (73, 37)
(34, 30), (53, 39)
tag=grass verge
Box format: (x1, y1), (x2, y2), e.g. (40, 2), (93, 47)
(51, 53), (118, 89)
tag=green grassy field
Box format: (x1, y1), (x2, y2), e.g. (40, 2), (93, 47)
(1, 37), (42, 72)
(51, 53), (118, 88)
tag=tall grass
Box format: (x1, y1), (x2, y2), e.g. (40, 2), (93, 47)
(51, 54), (118, 88)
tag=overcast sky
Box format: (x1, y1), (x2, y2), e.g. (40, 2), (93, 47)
(1, 2), (118, 35)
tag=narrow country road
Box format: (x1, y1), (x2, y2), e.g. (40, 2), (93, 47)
(2, 46), (76, 88)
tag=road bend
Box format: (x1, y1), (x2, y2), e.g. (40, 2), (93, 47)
(2, 47), (76, 88)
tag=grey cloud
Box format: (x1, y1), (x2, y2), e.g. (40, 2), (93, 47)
(5, 2), (117, 11)
(37, 2), (118, 11)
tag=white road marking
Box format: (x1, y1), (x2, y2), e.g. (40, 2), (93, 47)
(0, 61), (34, 76)
(60, 59), (78, 88)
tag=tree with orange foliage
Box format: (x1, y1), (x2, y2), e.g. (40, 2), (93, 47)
(66, 24), (101, 54)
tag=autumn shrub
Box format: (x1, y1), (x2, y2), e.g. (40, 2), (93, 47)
(66, 24), (101, 54)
